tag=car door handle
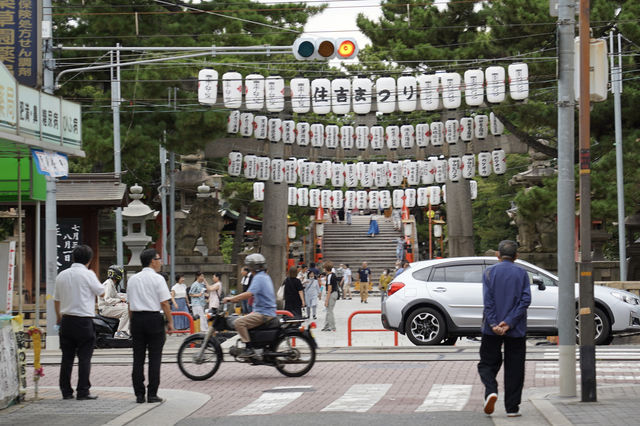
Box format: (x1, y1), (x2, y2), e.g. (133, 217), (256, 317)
(432, 287), (447, 293)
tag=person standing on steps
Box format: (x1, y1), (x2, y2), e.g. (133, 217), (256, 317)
(478, 240), (531, 418)
(367, 214), (380, 237)
(357, 261), (372, 303)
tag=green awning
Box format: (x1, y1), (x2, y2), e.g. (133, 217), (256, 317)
(0, 154), (46, 202)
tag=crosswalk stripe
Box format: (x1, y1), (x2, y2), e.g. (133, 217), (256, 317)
(537, 366), (640, 373)
(535, 374), (640, 380)
(230, 387), (309, 416)
(321, 384), (392, 413)
(415, 384), (472, 412)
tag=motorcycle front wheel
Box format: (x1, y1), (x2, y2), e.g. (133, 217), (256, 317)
(177, 334), (223, 381)
(273, 334), (316, 377)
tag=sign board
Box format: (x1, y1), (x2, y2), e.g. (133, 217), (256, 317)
(0, 241), (16, 314)
(0, 0), (41, 87)
(0, 64), (17, 131)
(31, 149), (68, 177)
(57, 219), (82, 271)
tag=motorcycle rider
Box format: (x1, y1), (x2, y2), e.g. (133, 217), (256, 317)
(98, 265), (130, 339)
(222, 253), (276, 358)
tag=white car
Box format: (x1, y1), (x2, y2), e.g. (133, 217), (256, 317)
(381, 257), (640, 345)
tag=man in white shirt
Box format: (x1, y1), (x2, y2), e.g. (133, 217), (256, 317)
(54, 245), (104, 400)
(127, 248), (174, 404)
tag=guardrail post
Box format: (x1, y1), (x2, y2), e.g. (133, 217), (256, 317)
(347, 310), (398, 347)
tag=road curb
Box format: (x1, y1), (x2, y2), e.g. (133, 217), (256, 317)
(527, 388), (575, 426)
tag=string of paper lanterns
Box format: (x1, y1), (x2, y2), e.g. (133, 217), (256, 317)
(199, 64), (529, 113)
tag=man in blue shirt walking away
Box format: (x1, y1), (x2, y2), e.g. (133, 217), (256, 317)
(478, 240), (531, 418)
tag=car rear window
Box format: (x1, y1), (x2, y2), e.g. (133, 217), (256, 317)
(431, 264), (484, 283)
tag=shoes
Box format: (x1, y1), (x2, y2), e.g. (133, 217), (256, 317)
(77, 394), (98, 400)
(238, 347), (255, 358)
(364, 301), (368, 303)
(483, 393), (498, 415)
(147, 396), (164, 403)
(507, 411), (521, 417)
(114, 331), (129, 339)
(62, 394), (74, 400)
(136, 396), (145, 403)
(313, 315), (317, 319)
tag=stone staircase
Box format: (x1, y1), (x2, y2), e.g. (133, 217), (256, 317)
(321, 214), (402, 285)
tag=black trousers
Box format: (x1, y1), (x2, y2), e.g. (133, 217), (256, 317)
(59, 315), (95, 398)
(131, 311), (166, 398)
(477, 334), (526, 413)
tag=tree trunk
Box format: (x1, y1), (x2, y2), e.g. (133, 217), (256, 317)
(447, 140), (475, 257)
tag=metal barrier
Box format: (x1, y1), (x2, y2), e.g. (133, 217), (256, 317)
(347, 310), (398, 346)
(170, 311), (195, 334)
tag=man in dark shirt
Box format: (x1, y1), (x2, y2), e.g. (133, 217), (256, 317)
(478, 240), (531, 417)
(357, 262), (371, 304)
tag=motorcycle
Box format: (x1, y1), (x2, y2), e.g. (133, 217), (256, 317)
(93, 314), (132, 348)
(177, 305), (317, 380)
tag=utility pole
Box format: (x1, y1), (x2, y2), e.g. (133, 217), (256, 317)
(111, 46), (124, 266)
(578, 0), (596, 402)
(556, 0), (577, 397)
(159, 141), (168, 264)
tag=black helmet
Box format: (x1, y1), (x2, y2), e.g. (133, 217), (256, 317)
(244, 253), (266, 271)
(107, 265), (124, 283)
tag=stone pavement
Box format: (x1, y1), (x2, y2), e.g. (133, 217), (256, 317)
(5, 295), (640, 425)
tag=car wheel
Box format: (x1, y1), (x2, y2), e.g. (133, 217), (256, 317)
(575, 307), (611, 345)
(405, 307), (446, 345)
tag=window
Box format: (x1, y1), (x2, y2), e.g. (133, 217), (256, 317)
(431, 264), (484, 283)
(525, 270), (557, 287)
(411, 266), (432, 282)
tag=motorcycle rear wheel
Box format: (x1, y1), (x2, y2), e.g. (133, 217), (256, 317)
(177, 334), (223, 381)
(273, 334), (316, 377)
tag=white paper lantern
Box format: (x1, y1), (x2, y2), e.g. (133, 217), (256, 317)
(332, 190), (343, 209)
(253, 115), (267, 139)
(430, 122), (444, 146)
(448, 156), (462, 182)
(445, 119), (459, 144)
(198, 69), (218, 105)
(290, 77), (311, 113)
(375, 162), (388, 188)
(297, 187), (309, 206)
(256, 156), (271, 181)
(442, 185), (447, 204)
(265, 76), (285, 112)
(228, 151), (243, 176)
(222, 71), (242, 109)
(397, 75), (418, 112)
(239, 112), (254, 137)
(321, 160), (333, 182)
(441, 72), (462, 109)
(287, 186), (298, 206)
(244, 154), (257, 179)
(477, 151), (492, 177)
(417, 187), (429, 206)
(406, 161), (419, 185)
(386, 125), (400, 150)
(227, 110), (240, 134)
(574, 38), (609, 102)
(492, 149), (507, 175)
(474, 114), (489, 139)
(344, 190), (356, 209)
(389, 162), (403, 186)
(490, 112), (504, 136)
(355, 126), (369, 151)
(356, 190), (368, 210)
(485, 66), (506, 103)
(282, 120), (295, 144)
(508, 63), (529, 100)
(415, 123), (430, 147)
(464, 69), (484, 107)
(400, 159), (411, 179)
(462, 154), (476, 179)
(320, 189), (332, 209)
(352, 77), (373, 114)
(470, 180), (478, 200)
(296, 122), (310, 146)
(268, 118), (282, 143)
(400, 125), (415, 149)
(422, 159), (436, 185)
(325, 125), (339, 149)
(429, 186), (441, 205)
(369, 126), (384, 150)
(345, 163), (358, 187)
(340, 126), (354, 149)
(392, 189), (404, 208)
(418, 74), (441, 111)
(331, 78), (351, 114)
(310, 123), (324, 148)
(313, 162), (326, 186)
(284, 158), (298, 184)
(435, 159), (447, 183)
(253, 182), (264, 201)
(359, 162), (373, 188)
(270, 158), (284, 183)
(405, 188), (416, 207)
(299, 161), (313, 185)
(379, 190), (391, 209)
(376, 76), (397, 114)
(309, 189), (320, 208)
(311, 78), (331, 114)
(460, 117), (473, 142)
(368, 190), (379, 210)
(331, 162), (345, 187)
(245, 74), (265, 110)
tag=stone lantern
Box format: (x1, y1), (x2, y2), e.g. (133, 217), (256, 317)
(122, 183), (156, 266)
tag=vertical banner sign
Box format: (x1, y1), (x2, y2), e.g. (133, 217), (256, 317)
(0, 1), (40, 87)
(57, 219), (82, 271)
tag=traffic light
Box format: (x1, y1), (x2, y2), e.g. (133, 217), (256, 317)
(292, 37), (358, 61)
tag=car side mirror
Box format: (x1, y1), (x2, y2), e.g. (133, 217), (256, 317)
(532, 275), (546, 291)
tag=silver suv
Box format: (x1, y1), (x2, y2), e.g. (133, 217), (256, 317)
(381, 257), (640, 345)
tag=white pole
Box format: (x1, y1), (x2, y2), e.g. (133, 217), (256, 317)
(160, 142), (168, 263)
(611, 32), (626, 281)
(112, 46), (124, 266)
